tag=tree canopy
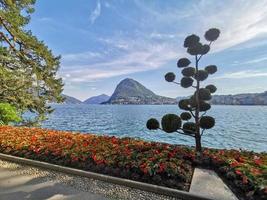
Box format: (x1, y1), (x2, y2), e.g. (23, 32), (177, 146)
(0, 0), (64, 124)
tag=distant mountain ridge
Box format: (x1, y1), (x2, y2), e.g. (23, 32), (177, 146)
(176, 91), (267, 105)
(63, 81), (267, 105)
(83, 94), (110, 104)
(210, 91), (267, 105)
(62, 94), (82, 104)
(104, 78), (177, 104)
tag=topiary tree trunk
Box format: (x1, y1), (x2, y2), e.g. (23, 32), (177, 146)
(147, 28), (220, 154)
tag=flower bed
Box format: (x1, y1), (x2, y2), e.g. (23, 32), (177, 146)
(0, 126), (266, 200)
(199, 149), (267, 200)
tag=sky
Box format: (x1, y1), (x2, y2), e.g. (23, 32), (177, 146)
(28, 0), (267, 101)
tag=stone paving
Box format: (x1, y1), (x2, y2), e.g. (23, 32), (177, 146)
(190, 168), (239, 200)
(0, 159), (179, 200)
(0, 168), (109, 200)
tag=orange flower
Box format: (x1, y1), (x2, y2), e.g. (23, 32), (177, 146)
(242, 176), (248, 184)
(250, 168), (262, 176)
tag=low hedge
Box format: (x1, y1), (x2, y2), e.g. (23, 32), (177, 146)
(0, 126), (266, 200)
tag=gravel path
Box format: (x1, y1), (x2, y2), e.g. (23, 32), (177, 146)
(0, 159), (180, 200)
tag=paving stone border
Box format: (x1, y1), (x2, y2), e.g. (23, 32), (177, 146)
(0, 153), (214, 200)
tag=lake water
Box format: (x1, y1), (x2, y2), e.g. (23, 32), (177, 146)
(41, 104), (267, 152)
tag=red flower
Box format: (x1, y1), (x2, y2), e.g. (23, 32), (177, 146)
(159, 163), (166, 173)
(92, 154), (97, 162)
(230, 161), (239, 168)
(139, 163), (148, 174)
(143, 168), (148, 174)
(235, 170), (242, 176)
(237, 157), (245, 163)
(72, 157), (78, 162)
(111, 137), (117, 144)
(83, 142), (88, 147)
(149, 157), (155, 161)
(31, 136), (37, 142)
(125, 148), (131, 155)
(34, 148), (41, 154)
(168, 151), (175, 158)
(254, 158), (262, 166)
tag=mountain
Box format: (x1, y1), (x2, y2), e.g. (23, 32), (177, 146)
(83, 94), (110, 104)
(104, 78), (177, 104)
(210, 91), (267, 105)
(176, 91), (267, 105)
(62, 94), (82, 104)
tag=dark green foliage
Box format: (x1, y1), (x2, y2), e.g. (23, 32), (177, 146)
(200, 44), (210, 55)
(183, 122), (196, 134)
(188, 95), (211, 112)
(165, 72), (176, 82)
(200, 116), (215, 129)
(182, 67), (195, 77)
(205, 28), (220, 42)
(181, 77), (194, 88)
(194, 70), (209, 81)
(161, 114), (181, 133)
(199, 101), (211, 112)
(179, 99), (191, 111)
(198, 88), (212, 101)
(187, 42), (202, 55)
(177, 58), (191, 68)
(146, 118), (159, 130)
(205, 85), (217, 93)
(187, 42), (210, 56)
(188, 96), (197, 109)
(180, 112), (191, 121)
(184, 34), (200, 48)
(205, 65), (217, 74)
(0, 1), (64, 124)
(147, 28), (220, 153)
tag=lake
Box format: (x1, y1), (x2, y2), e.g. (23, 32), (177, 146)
(41, 104), (267, 152)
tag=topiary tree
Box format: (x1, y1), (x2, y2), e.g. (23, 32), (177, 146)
(147, 28), (220, 154)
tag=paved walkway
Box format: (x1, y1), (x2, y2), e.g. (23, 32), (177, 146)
(0, 168), (109, 200)
(0, 163), (239, 200)
(190, 168), (239, 200)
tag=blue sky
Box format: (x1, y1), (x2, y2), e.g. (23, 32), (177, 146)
(28, 0), (267, 100)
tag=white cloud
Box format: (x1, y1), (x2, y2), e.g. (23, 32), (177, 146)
(232, 56), (267, 65)
(135, 0), (267, 52)
(230, 36), (267, 51)
(149, 32), (179, 39)
(215, 70), (267, 79)
(89, 0), (101, 24)
(63, 51), (103, 63)
(60, 41), (178, 83)
(61, 0), (267, 84)
(194, 0), (267, 52)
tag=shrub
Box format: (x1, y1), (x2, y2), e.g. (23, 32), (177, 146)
(0, 103), (21, 125)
